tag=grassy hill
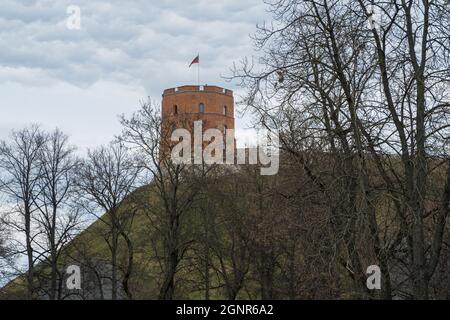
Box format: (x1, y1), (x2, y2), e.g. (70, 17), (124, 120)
(0, 179), (241, 300)
(1, 157), (449, 300)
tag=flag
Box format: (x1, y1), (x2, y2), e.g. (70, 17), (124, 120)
(189, 55), (199, 67)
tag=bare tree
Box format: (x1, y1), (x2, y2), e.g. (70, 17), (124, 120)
(76, 142), (140, 300)
(33, 129), (82, 300)
(231, 0), (450, 299)
(119, 101), (211, 300)
(202, 171), (251, 300)
(0, 125), (46, 299)
(355, 0), (450, 299)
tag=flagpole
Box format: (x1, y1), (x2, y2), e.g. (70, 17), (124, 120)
(197, 53), (200, 86)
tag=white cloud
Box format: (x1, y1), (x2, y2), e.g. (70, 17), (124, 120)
(0, 0), (270, 150)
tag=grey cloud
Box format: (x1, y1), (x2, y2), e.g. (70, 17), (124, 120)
(0, 0), (268, 150)
(0, 0), (268, 95)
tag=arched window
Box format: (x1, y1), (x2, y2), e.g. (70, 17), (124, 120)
(223, 105), (227, 116)
(173, 105), (178, 114)
(199, 103), (204, 113)
(223, 125), (228, 158)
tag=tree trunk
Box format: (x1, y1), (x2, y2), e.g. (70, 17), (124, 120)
(25, 204), (34, 300)
(121, 231), (134, 300)
(158, 250), (178, 300)
(111, 232), (118, 300)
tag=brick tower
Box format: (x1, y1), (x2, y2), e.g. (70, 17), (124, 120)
(160, 85), (235, 161)
(161, 85), (234, 133)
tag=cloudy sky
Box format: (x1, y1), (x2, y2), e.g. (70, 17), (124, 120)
(0, 0), (269, 150)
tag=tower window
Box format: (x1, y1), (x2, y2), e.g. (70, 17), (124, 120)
(223, 105), (227, 116)
(173, 105), (178, 114)
(223, 124), (227, 134)
(199, 103), (204, 113)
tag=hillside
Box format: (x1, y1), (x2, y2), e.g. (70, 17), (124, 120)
(1, 157), (449, 300)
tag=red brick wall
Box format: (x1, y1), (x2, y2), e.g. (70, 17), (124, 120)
(161, 85), (234, 133)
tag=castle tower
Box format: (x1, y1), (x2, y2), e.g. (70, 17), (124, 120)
(160, 85), (235, 162)
(161, 85), (234, 134)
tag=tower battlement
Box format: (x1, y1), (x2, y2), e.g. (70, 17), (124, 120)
(162, 85), (233, 97)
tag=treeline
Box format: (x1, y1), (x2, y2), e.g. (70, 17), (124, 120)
(229, 0), (450, 300)
(1, 0), (449, 300)
(0, 102), (448, 300)
(0, 125), (142, 299)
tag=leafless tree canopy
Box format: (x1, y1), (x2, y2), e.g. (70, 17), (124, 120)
(1, 0), (449, 301)
(230, 0), (450, 299)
